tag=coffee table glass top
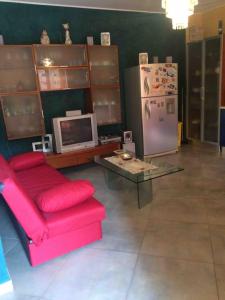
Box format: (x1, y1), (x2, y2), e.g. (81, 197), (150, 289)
(94, 155), (183, 184)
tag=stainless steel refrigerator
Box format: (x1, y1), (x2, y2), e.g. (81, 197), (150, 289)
(124, 63), (178, 157)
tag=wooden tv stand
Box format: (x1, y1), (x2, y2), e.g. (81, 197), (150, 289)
(45, 142), (120, 169)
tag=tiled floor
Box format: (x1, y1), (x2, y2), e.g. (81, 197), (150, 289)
(1, 143), (225, 299)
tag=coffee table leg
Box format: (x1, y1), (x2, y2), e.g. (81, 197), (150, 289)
(103, 169), (124, 190)
(137, 180), (153, 208)
(103, 169), (152, 208)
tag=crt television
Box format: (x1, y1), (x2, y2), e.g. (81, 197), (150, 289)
(52, 113), (98, 153)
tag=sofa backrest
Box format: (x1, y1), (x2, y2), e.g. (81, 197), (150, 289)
(0, 155), (48, 245)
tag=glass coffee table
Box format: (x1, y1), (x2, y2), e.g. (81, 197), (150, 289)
(95, 155), (183, 208)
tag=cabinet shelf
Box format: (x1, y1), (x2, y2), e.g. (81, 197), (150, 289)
(8, 131), (45, 141)
(36, 65), (89, 70)
(94, 102), (117, 107)
(91, 84), (120, 89)
(40, 85), (90, 92)
(0, 67), (35, 71)
(0, 90), (39, 96)
(4, 112), (41, 118)
(90, 64), (118, 68)
(98, 120), (122, 126)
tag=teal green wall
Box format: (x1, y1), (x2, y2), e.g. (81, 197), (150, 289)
(0, 2), (186, 158)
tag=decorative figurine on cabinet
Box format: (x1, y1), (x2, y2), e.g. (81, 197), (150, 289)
(40, 30), (50, 45)
(63, 23), (72, 45)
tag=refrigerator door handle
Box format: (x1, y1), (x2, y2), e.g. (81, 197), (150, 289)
(144, 76), (150, 96)
(145, 101), (151, 119)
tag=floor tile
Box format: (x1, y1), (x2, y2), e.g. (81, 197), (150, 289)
(0, 294), (41, 300)
(127, 255), (218, 300)
(148, 195), (208, 224)
(2, 238), (19, 255)
(141, 221), (213, 262)
(215, 264), (225, 300)
(44, 248), (137, 300)
(210, 225), (225, 265)
(106, 211), (149, 231)
(0, 203), (18, 240)
(205, 199), (225, 226)
(0, 221), (18, 240)
(90, 218), (146, 253)
(5, 243), (66, 297)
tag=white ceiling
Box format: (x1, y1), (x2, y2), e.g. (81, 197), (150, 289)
(1, 0), (225, 13)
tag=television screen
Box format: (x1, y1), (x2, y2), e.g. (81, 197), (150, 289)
(60, 118), (93, 146)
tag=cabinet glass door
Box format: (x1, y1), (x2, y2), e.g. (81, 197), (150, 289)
(37, 67), (90, 91)
(0, 46), (37, 93)
(88, 46), (119, 86)
(92, 88), (121, 125)
(187, 41), (203, 140)
(204, 37), (220, 143)
(34, 45), (88, 67)
(1, 94), (45, 139)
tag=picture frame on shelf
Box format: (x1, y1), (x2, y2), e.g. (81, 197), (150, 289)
(139, 53), (148, 65)
(166, 56), (173, 63)
(87, 36), (94, 45)
(101, 32), (111, 46)
(153, 56), (159, 63)
(123, 131), (133, 144)
(0, 35), (4, 45)
(32, 134), (53, 153)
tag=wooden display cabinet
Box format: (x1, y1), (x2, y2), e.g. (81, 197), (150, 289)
(33, 45), (90, 91)
(87, 45), (122, 125)
(0, 45), (45, 140)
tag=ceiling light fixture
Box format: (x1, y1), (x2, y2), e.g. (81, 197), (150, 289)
(162, 0), (199, 30)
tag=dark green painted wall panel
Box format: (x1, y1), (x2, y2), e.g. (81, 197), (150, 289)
(0, 2), (185, 158)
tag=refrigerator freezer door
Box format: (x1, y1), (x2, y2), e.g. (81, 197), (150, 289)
(142, 96), (178, 156)
(140, 64), (178, 97)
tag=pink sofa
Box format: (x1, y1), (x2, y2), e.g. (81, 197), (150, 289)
(0, 152), (105, 266)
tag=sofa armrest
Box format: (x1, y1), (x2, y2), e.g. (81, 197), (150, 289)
(9, 152), (46, 172)
(1, 177), (48, 245)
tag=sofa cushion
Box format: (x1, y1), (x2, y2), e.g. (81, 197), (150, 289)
(16, 164), (68, 199)
(36, 180), (95, 213)
(9, 152), (45, 171)
(44, 197), (106, 238)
